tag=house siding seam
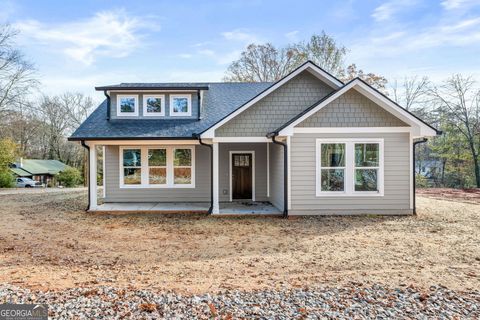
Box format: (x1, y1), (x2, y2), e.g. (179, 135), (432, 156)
(298, 89), (409, 127)
(215, 71), (335, 137)
(289, 132), (411, 215)
(110, 92), (199, 120)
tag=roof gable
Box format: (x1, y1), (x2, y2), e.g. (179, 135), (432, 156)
(297, 88), (409, 128)
(275, 78), (439, 137)
(200, 61), (343, 138)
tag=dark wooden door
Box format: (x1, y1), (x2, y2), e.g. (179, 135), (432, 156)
(232, 153), (252, 200)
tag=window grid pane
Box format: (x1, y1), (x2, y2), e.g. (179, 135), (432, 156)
(146, 97), (162, 113)
(120, 97), (135, 113)
(321, 143), (345, 167)
(172, 98), (189, 113)
(355, 169), (378, 191)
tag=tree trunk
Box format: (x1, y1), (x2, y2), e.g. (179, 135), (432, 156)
(473, 156), (480, 188)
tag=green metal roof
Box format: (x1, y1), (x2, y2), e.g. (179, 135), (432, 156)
(14, 159), (70, 175)
(10, 167), (32, 177)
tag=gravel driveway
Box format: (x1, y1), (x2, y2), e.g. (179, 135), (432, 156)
(0, 187), (87, 195)
(1, 284), (478, 319)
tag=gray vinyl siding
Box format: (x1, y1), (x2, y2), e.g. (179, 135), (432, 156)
(110, 92), (199, 120)
(298, 89), (408, 127)
(218, 143), (268, 202)
(289, 132), (411, 215)
(216, 71), (334, 137)
(104, 145), (210, 202)
(268, 142), (284, 211)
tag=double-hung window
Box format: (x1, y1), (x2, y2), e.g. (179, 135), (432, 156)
(120, 146), (195, 188)
(170, 94), (192, 116)
(122, 149), (142, 185)
(117, 95), (138, 116)
(173, 148), (192, 185)
(316, 139), (383, 196)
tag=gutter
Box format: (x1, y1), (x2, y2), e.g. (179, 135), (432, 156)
(197, 90), (201, 121)
(267, 132), (288, 218)
(80, 140), (90, 211)
(413, 138), (428, 215)
(104, 90), (111, 120)
(194, 134), (213, 214)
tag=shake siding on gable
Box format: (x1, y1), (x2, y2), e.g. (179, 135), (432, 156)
(215, 71), (335, 137)
(298, 89), (409, 127)
(290, 132), (411, 215)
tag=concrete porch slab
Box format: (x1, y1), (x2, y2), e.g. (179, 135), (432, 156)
(92, 201), (281, 216)
(93, 202), (210, 213)
(217, 201), (282, 215)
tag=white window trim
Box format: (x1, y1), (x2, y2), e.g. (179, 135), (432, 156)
(229, 151), (255, 202)
(119, 146), (195, 188)
(169, 94), (192, 117)
(315, 138), (384, 197)
(116, 95), (139, 117)
(143, 94), (165, 116)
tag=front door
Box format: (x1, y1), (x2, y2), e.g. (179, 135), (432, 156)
(232, 153), (252, 200)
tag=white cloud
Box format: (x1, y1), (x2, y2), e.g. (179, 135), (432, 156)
(15, 10), (157, 66)
(285, 30), (299, 42)
(441, 0), (480, 10)
(221, 29), (259, 43)
(178, 53), (192, 59)
(371, 0), (416, 22)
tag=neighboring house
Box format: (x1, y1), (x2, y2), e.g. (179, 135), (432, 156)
(69, 61), (439, 216)
(10, 159), (70, 186)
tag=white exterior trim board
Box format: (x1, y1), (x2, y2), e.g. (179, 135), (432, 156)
(294, 127), (412, 134)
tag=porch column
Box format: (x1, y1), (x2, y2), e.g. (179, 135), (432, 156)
(89, 143), (98, 210)
(212, 142), (220, 214)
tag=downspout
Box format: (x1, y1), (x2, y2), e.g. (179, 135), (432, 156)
(80, 140), (90, 211)
(269, 133), (288, 218)
(197, 90), (201, 120)
(104, 90), (111, 120)
(195, 134), (213, 214)
(413, 138), (428, 215)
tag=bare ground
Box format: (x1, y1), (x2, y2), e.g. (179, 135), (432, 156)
(0, 189), (479, 294)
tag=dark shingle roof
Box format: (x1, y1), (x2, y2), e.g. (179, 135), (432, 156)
(95, 82), (210, 91)
(70, 82), (271, 140)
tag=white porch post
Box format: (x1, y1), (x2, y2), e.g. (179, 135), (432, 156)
(89, 143), (98, 210)
(212, 142), (220, 214)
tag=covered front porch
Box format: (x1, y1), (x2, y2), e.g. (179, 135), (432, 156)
(85, 138), (286, 216)
(94, 201), (281, 215)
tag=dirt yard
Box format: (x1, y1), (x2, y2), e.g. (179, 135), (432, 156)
(0, 189), (478, 294)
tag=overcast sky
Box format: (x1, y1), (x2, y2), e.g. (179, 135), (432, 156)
(2, 0), (480, 102)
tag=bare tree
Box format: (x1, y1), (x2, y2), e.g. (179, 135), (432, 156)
(0, 24), (38, 113)
(430, 75), (480, 187)
(292, 32), (347, 76)
(342, 64), (388, 93)
(223, 43), (300, 82)
(391, 76), (430, 110)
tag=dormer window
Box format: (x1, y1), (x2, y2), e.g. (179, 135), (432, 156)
(117, 95), (138, 116)
(143, 95), (165, 116)
(170, 94), (192, 116)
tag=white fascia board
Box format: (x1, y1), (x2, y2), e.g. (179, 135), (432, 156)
(201, 62), (343, 138)
(293, 127), (412, 133)
(212, 137), (270, 143)
(279, 79), (437, 137)
(83, 140), (200, 145)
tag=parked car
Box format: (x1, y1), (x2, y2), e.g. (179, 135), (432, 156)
(16, 177), (39, 188)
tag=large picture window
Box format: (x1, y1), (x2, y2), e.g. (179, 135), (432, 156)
(120, 146), (195, 188)
(117, 95), (138, 116)
(316, 139), (383, 196)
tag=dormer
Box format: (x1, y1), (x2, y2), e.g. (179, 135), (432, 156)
(95, 83), (209, 120)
